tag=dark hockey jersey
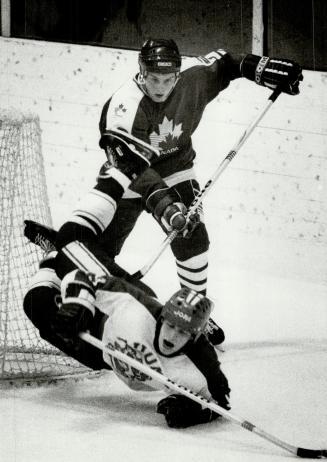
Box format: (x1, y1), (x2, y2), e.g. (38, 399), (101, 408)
(96, 276), (229, 400)
(99, 50), (240, 197)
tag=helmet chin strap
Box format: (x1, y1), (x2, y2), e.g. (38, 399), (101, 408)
(136, 72), (180, 100)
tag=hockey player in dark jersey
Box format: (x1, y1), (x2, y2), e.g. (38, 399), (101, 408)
(96, 38), (303, 297)
(24, 262), (230, 428)
(54, 99), (225, 345)
(54, 39), (302, 345)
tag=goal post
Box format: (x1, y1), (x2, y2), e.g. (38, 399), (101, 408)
(0, 109), (95, 386)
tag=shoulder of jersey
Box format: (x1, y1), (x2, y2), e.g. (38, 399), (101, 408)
(181, 50), (227, 73)
(106, 78), (145, 130)
(111, 78), (144, 105)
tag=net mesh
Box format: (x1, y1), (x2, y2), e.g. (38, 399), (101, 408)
(0, 111), (95, 386)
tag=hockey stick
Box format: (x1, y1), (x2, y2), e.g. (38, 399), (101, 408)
(24, 219), (326, 457)
(79, 331), (326, 459)
(25, 87), (280, 281)
(131, 87), (282, 280)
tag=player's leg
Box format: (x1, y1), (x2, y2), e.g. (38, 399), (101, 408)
(170, 179), (224, 346)
(99, 197), (143, 258)
(55, 131), (158, 279)
(23, 254), (110, 369)
(23, 252), (61, 338)
(98, 198), (157, 297)
(171, 179), (209, 295)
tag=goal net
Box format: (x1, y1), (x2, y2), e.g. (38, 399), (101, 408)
(0, 110), (95, 386)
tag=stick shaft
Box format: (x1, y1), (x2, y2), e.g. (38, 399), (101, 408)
(133, 88), (281, 279)
(79, 331), (298, 457)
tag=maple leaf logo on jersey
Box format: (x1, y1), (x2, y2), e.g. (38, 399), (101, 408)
(114, 103), (127, 117)
(149, 116), (183, 154)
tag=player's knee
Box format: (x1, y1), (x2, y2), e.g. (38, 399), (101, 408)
(24, 264), (61, 327)
(171, 222), (209, 261)
(56, 221), (95, 250)
(23, 285), (60, 331)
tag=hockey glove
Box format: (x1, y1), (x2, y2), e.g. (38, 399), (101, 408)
(204, 317), (225, 346)
(157, 394), (220, 428)
(146, 187), (188, 235)
(182, 211), (201, 239)
(212, 366), (231, 411)
(99, 129), (159, 180)
(241, 54), (303, 95)
(51, 270), (96, 344)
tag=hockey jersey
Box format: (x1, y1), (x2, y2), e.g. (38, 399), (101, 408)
(99, 50), (240, 197)
(96, 277), (229, 401)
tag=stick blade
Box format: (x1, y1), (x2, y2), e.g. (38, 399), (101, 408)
(297, 448), (327, 459)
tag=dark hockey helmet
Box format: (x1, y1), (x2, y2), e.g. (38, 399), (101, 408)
(161, 288), (213, 337)
(139, 38), (181, 75)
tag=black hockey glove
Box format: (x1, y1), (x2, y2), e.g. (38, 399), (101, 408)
(146, 187), (196, 237)
(241, 54), (303, 95)
(204, 317), (225, 346)
(52, 270), (96, 344)
(99, 129), (159, 180)
(157, 394), (220, 428)
(213, 367), (231, 411)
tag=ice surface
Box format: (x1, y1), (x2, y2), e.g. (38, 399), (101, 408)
(1, 260), (327, 462)
(1, 338), (326, 462)
(0, 38), (326, 461)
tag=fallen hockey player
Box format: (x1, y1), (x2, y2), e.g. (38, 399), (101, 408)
(24, 265), (230, 428)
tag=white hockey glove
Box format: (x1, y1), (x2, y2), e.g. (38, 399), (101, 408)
(241, 54), (303, 95)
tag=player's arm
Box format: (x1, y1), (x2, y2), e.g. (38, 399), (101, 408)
(145, 184), (191, 236)
(100, 94), (195, 236)
(52, 269), (97, 345)
(52, 268), (163, 347)
(240, 53), (303, 95)
(195, 49), (302, 97)
(102, 276), (163, 315)
(157, 336), (231, 428)
(220, 49), (303, 95)
(128, 169), (196, 238)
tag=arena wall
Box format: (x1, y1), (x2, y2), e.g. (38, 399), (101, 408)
(0, 37), (326, 291)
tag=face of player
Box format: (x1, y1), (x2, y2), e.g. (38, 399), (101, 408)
(158, 320), (192, 355)
(144, 72), (178, 103)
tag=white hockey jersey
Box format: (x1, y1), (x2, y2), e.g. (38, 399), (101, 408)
(95, 277), (228, 401)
